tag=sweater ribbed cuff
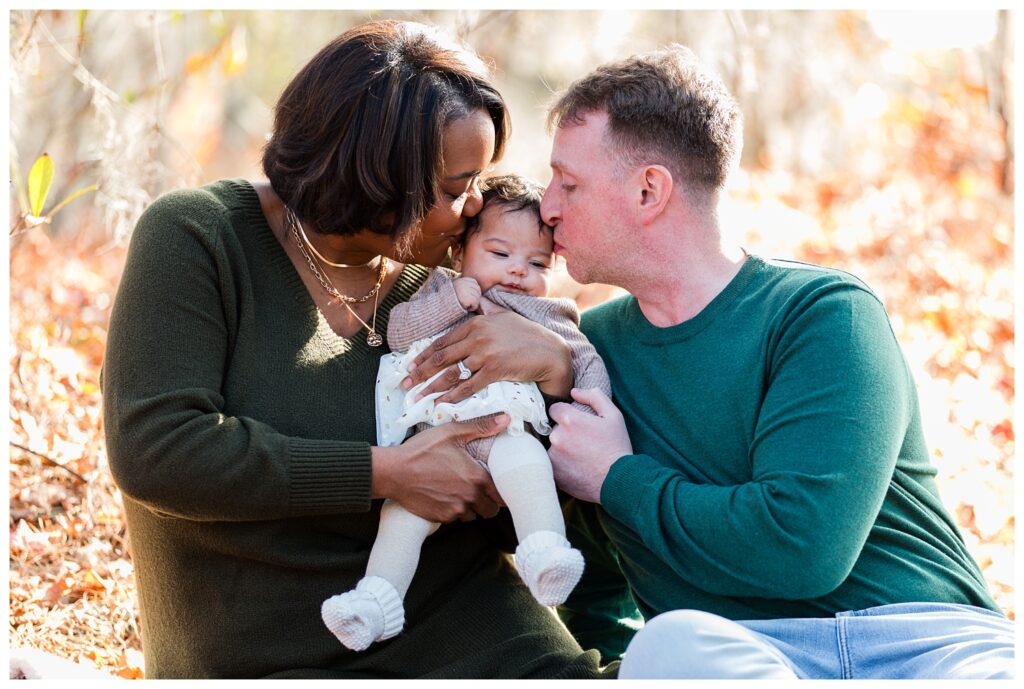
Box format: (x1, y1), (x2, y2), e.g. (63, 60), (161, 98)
(288, 438), (373, 516)
(434, 275), (474, 320)
(600, 453), (664, 533)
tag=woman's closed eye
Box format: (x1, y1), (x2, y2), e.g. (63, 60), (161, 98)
(446, 176), (480, 202)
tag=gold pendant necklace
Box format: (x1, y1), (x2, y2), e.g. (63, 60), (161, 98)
(285, 207), (388, 304)
(343, 291), (384, 347)
(286, 206), (386, 346)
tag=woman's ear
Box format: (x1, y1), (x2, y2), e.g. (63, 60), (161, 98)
(638, 164), (673, 226)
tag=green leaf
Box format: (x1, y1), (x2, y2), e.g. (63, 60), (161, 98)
(27, 154), (54, 218)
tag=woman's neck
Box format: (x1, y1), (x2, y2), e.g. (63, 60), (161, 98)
(254, 180), (390, 267)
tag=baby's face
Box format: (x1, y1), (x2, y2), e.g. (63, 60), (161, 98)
(454, 205), (554, 297)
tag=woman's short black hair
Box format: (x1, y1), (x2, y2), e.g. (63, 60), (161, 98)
(262, 20), (509, 241)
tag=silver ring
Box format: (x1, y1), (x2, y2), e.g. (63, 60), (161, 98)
(457, 361), (472, 381)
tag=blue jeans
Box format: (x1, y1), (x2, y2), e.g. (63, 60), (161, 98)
(618, 602), (1014, 679)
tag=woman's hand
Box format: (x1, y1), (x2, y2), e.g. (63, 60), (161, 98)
(401, 311), (574, 404)
(371, 414), (508, 523)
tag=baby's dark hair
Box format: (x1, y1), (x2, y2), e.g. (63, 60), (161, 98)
(464, 174), (553, 239)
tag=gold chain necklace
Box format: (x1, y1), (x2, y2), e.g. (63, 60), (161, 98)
(286, 207), (386, 346)
(285, 207), (388, 304)
(295, 217), (379, 269)
(342, 284), (384, 347)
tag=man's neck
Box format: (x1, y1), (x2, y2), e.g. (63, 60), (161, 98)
(631, 241), (747, 328)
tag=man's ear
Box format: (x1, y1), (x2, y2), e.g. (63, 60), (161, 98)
(637, 164), (673, 226)
(450, 243), (464, 272)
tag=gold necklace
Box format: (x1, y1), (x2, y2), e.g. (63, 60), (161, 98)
(286, 207), (386, 346)
(295, 218), (379, 269)
(341, 288), (383, 347)
(286, 207), (388, 304)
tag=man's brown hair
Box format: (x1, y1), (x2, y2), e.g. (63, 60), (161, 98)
(263, 20), (509, 244)
(548, 45), (742, 192)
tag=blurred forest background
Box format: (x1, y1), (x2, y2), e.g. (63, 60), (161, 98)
(7, 8), (1015, 678)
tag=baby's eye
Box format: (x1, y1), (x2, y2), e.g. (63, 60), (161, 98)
(530, 261), (550, 269)
(490, 251), (509, 258)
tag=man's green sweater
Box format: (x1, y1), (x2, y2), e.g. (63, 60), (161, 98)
(580, 255), (999, 621)
(102, 179), (606, 678)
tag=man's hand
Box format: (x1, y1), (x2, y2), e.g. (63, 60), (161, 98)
(453, 276), (482, 312)
(548, 388), (633, 503)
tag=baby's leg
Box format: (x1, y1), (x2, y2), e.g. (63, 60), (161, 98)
(488, 431), (584, 606)
(366, 500), (439, 597)
(322, 500), (438, 651)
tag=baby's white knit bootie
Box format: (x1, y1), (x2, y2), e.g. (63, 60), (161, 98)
(321, 576), (405, 651)
(514, 530), (585, 606)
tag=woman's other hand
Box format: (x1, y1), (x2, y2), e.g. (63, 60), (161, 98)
(371, 414), (508, 523)
(402, 311), (573, 404)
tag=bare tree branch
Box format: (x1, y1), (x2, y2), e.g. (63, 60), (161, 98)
(10, 443), (89, 484)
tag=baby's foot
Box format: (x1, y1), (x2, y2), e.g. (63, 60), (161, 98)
(321, 576), (404, 651)
(514, 531), (585, 606)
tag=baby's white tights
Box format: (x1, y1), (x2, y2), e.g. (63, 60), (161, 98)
(321, 430), (584, 651)
(488, 432), (585, 605)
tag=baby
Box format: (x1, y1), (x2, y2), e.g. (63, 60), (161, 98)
(321, 175), (611, 651)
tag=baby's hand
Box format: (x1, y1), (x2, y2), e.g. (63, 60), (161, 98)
(453, 277), (482, 312)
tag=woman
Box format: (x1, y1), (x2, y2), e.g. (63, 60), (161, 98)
(102, 20), (606, 679)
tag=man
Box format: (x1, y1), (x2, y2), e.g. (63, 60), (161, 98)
(541, 45), (1013, 679)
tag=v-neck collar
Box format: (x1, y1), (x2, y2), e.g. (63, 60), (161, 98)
(233, 179), (430, 363)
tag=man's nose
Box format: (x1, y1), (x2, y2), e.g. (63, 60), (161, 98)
(540, 183), (560, 226)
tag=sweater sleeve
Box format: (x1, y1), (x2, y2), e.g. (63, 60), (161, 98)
(102, 191), (372, 522)
(485, 291), (611, 416)
(600, 285), (911, 599)
(386, 268), (471, 352)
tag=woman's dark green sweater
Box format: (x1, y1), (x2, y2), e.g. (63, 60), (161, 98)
(102, 179), (606, 678)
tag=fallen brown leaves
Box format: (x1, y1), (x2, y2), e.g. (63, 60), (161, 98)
(9, 230), (143, 678)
